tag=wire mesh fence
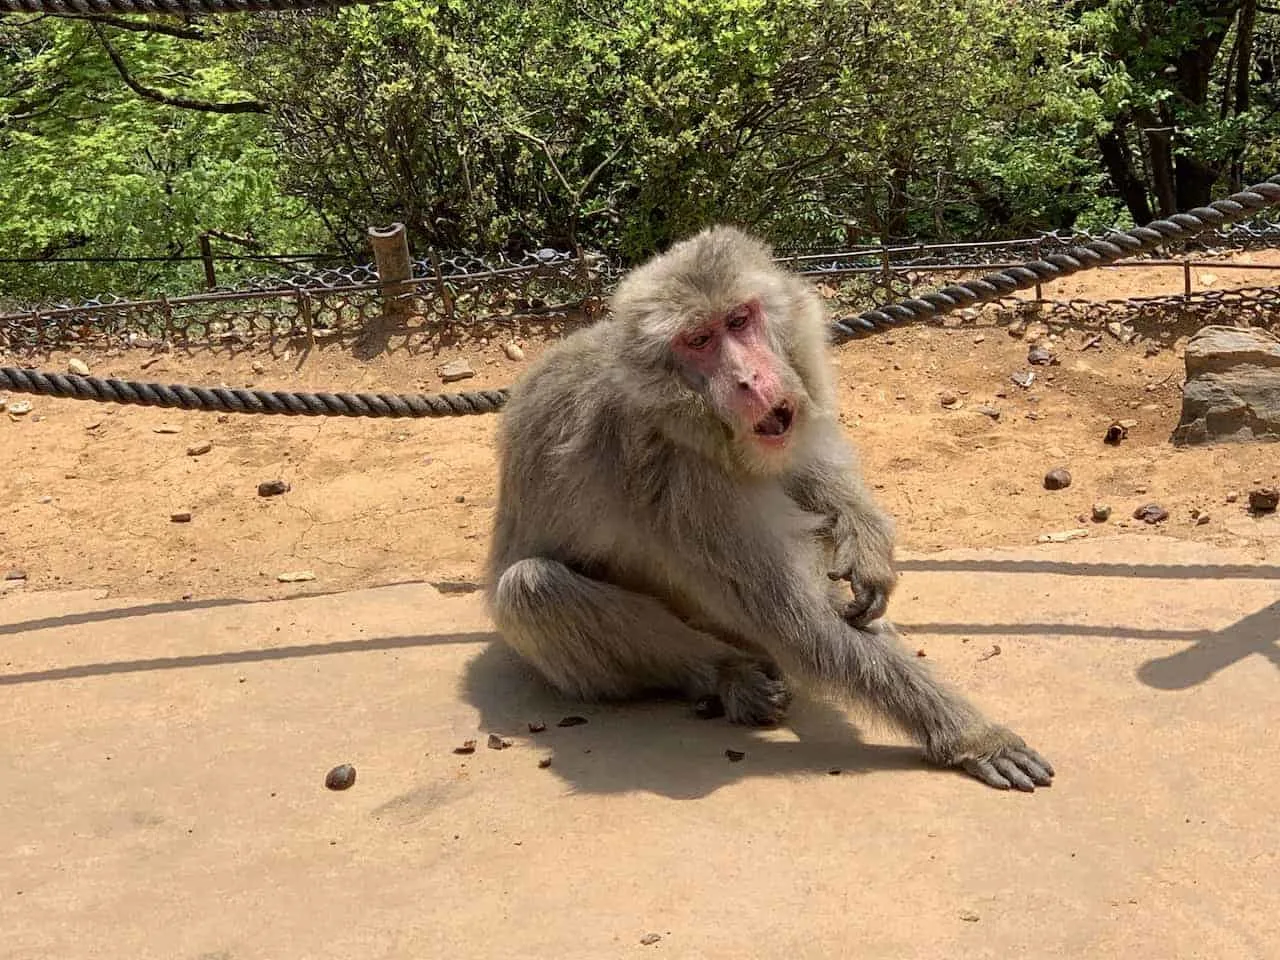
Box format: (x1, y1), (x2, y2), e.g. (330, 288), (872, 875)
(4, 220), (1280, 353)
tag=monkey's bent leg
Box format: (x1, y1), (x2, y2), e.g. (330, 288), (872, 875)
(490, 557), (790, 724)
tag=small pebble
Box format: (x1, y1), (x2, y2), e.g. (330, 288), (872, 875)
(640, 934), (662, 946)
(1043, 468), (1072, 491)
(959, 911), (980, 923)
(252, 360), (266, 374)
(1027, 344), (1055, 365)
(153, 425), (181, 434)
(276, 570), (316, 583)
(487, 733), (510, 750)
(694, 695), (726, 720)
(557, 716), (588, 727)
(4, 569), (27, 581)
(432, 580), (480, 595)
(187, 442), (213, 457)
(453, 740), (477, 755)
(1226, 491), (1240, 503)
(725, 749), (746, 762)
(915, 649), (927, 658)
(170, 511), (192, 523)
(527, 720), (547, 733)
(1249, 487), (1279, 512)
(324, 764), (357, 791)
(68, 358), (90, 376)
(37, 495), (52, 504)
(455, 495), (466, 503)
(975, 406), (1001, 420)
(258, 479), (290, 497)
(8, 400), (32, 416)
(1133, 503), (1169, 524)
(828, 768), (842, 776)
(439, 359), (476, 383)
(503, 342), (525, 361)
(537, 757), (552, 769)
(1091, 503), (1112, 523)
(1104, 422), (1127, 444)
(939, 391), (961, 409)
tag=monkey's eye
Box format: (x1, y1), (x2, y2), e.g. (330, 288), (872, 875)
(726, 308), (750, 330)
(685, 331), (713, 350)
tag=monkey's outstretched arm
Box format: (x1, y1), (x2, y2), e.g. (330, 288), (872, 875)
(787, 420), (897, 625)
(700, 539), (1053, 791)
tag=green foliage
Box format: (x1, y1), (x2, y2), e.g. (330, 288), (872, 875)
(0, 19), (323, 302)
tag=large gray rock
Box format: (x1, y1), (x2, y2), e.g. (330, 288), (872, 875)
(1172, 325), (1280, 445)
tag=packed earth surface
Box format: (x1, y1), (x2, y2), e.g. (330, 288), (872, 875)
(2, 256), (1278, 958)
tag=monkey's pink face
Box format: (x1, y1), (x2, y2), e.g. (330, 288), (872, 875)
(671, 299), (796, 448)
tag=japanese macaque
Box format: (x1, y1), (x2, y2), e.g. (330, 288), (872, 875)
(484, 225), (1053, 791)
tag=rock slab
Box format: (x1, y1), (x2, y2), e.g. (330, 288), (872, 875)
(1172, 325), (1280, 445)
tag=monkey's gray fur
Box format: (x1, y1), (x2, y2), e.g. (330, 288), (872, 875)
(484, 225), (1054, 791)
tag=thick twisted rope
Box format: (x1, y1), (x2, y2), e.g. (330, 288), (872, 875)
(833, 175), (1280, 337)
(0, 367), (508, 417)
(1, 0), (378, 12)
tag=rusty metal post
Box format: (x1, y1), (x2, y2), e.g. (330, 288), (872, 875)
(1033, 239), (1043, 303)
(198, 233), (216, 290)
(1183, 261), (1192, 298)
(428, 249), (455, 321)
(367, 223), (414, 333)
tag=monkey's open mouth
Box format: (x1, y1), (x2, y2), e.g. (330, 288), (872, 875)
(752, 401), (795, 439)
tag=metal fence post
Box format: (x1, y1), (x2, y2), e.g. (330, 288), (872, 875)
(198, 233), (216, 290)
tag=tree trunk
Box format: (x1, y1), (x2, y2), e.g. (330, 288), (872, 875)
(1097, 125), (1153, 224)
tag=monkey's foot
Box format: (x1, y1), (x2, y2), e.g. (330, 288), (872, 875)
(934, 725), (1055, 792)
(715, 661), (792, 726)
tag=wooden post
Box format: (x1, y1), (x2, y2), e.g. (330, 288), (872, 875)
(198, 233), (216, 290)
(367, 223), (414, 329)
(1033, 239), (1043, 303)
(1183, 261), (1192, 298)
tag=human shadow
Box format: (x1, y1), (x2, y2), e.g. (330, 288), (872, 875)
(1136, 599), (1280, 690)
(459, 640), (930, 800)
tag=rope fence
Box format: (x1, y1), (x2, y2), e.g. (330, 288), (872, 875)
(3, 176), (1280, 417)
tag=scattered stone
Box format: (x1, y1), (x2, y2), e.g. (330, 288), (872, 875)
(257, 479), (290, 497)
(915, 649), (927, 658)
(1007, 320), (1027, 338)
(1091, 503), (1112, 523)
(1226, 491), (1240, 503)
(725, 749), (746, 762)
(252, 360), (266, 374)
(537, 757), (552, 769)
(1080, 334), (1102, 351)
(324, 764), (357, 791)
(1249, 487), (1279, 513)
(67, 358), (90, 376)
(959, 911), (981, 923)
(640, 934), (663, 946)
(975, 405), (1001, 420)
(454, 495), (466, 503)
(276, 570), (316, 583)
(37, 495), (52, 504)
(170, 511), (192, 523)
(153, 425), (181, 434)
(557, 715), (588, 728)
(432, 580), (480, 595)
(8, 400), (31, 416)
(439, 359), (476, 383)
(972, 335), (986, 344)
(1172, 326), (1280, 445)
(939, 391), (962, 409)
(1104, 422), (1128, 444)
(453, 740), (477, 755)
(1195, 512), (1211, 526)
(503, 342), (525, 362)
(1133, 503), (1169, 524)
(4, 569), (27, 581)
(1199, 272), (1218, 287)
(487, 733), (510, 750)
(978, 644), (1002, 663)
(1037, 529), (1088, 543)
(1010, 370), (1035, 389)
(186, 441), (213, 457)
(1144, 344), (1162, 358)
(694, 695), (726, 720)
(1027, 344), (1056, 366)
(828, 768), (842, 775)
(527, 720), (547, 734)
(1043, 468), (1072, 491)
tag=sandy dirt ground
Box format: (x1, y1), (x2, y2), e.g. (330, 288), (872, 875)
(1, 251), (1279, 959)
(3, 253), (1279, 601)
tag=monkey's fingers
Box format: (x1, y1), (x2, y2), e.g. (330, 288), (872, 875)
(840, 587), (889, 627)
(961, 757), (1013, 790)
(990, 756), (1037, 792)
(1006, 748), (1054, 786)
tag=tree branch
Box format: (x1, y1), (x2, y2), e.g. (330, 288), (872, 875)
(73, 14), (207, 41)
(92, 23), (266, 114)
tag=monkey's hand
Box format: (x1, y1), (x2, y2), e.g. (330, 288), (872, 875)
(931, 724), (1055, 792)
(826, 513), (897, 627)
